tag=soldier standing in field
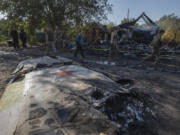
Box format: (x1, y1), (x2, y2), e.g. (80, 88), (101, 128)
(109, 29), (119, 60)
(54, 25), (61, 52)
(45, 26), (56, 55)
(143, 29), (165, 64)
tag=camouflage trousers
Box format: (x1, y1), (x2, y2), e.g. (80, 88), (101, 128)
(144, 47), (160, 64)
(109, 44), (119, 60)
(45, 41), (57, 55)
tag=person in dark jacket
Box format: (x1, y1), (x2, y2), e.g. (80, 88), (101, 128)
(20, 29), (27, 48)
(74, 30), (85, 58)
(11, 28), (19, 48)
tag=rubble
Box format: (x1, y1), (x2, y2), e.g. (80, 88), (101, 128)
(0, 50), (19, 60)
(98, 92), (157, 135)
(9, 56), (73, 83)
(12, 56), (66, 74)
(115, 12), (159, 44)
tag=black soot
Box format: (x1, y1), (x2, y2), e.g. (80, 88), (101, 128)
(97, 93), (158, 135)
(91, 90), (104, 100)
(116, 79), (134, 88)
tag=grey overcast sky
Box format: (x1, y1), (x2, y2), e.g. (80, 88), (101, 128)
(107, 0), (180, 25)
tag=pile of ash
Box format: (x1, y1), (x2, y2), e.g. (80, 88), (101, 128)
(96, 92), (158, 135)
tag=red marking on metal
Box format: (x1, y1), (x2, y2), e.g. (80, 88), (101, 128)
(52, 70), (74, 77)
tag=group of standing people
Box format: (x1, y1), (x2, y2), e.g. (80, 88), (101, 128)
(11, 24), (164, 64)
(45, 26), (85, 58)
(11, 28), (27, 48)
(45, 25), (66, 55)
(57, 28), (165, 64)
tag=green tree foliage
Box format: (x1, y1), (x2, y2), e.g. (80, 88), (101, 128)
(156, 14), (180, 45)
(0, 19), (9, 42)
(0, 0), (112, 29)
(0, 0), (112, 44)
(106, 22), (115, 31)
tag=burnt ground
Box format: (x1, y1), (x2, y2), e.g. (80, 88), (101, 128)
(80, 61), (180, 135)
(0, 46), (180, 135)
(0, 46), (46, 98)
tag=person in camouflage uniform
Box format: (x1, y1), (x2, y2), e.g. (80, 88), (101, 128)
(45, 26), (56, 55)
(54, 25), (61, 51)
(143, 29), (165, 64)
(109, 29), (119, 60)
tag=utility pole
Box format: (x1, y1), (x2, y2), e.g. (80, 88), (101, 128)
(127, 8), (130, 22)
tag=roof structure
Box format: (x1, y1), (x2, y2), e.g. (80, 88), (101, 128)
(115, 12), (159, 33)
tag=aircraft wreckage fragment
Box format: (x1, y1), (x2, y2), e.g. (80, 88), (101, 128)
(0, 57), (157, 135)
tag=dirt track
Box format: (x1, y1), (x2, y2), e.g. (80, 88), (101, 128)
(0, 46), (180, 135)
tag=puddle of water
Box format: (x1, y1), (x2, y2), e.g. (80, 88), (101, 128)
(97, 93), (157, 135)
(84, 60), (116, 66)
(96, 61), (116, 66)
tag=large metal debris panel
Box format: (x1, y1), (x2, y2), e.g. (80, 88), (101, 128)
(0, 65), (118, 135)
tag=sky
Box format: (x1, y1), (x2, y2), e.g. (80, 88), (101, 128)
(107, 0), (180, 25)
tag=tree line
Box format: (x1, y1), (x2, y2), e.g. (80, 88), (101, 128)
(156, 14), (180, 46)
(0, 0), (112, 44)
(0, 0), (179, 46)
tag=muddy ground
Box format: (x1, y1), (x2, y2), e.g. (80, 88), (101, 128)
(0, 46), (180, 135)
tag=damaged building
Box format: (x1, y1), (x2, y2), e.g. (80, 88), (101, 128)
(115, 12), (159, 44)
(84, 22), (110, 45)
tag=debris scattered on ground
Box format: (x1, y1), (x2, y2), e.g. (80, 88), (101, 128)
(0, 47), (180, 135)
